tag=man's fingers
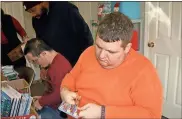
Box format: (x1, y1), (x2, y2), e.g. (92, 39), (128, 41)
(71, 92), (78, 98)
(63, 91), (81, 105)
(69, 93), (78, 105)
(77, 107), (81, 110)
(77, 95), (81, 100)
(78, 104), (90, 111)
(33, 96), (38, 99)
(67, 93), (78, 105)
(34, 96), (41, 99)
(78, 110), (86, 118)
(75, 95), (81, 105)
(67, 99), (76, 105)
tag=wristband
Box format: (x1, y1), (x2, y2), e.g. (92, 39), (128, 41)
(101, 105), (105, 119)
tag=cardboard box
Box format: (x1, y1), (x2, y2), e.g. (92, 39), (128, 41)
(30, 106), (39, 117)
(1, 73), (7, 81)
(6, 79), (30, 93)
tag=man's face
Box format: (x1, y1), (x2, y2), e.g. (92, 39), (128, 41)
(26, 52), (49, 68)
(95, 35), (131, 69)
(27, 4), (47, 19)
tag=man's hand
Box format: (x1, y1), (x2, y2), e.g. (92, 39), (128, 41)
(33, 96), (42, 99)
(22, 36), (29, 43)
(34, 100), (43, 110)
(40, 69), (47, 80)
(78, 103), (102, 118)
(61, 87), (81, 105)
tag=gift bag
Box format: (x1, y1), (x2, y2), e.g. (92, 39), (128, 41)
(7, 43), (24, 62)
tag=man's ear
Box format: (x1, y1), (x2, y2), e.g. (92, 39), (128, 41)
(40, 51), (46, 56)
(124, 43), (132, 54)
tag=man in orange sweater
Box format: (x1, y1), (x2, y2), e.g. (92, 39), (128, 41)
(60, 12), (163, 119)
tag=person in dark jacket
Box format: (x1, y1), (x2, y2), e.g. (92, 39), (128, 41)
(23, 1), (94, 67)
(1, 9), (28, 68)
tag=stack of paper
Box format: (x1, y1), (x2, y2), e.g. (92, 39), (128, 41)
(1, 65), (19, 80)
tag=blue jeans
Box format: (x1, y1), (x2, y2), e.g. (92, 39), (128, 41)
(37, 106), (65, 119)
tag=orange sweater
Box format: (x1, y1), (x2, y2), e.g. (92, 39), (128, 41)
(61, 46), (163, 118)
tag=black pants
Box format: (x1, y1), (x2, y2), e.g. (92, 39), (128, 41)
(1, 43), (26, 68)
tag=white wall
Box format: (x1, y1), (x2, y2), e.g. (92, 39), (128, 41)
(23, 10), (36, 38)
(23, 8), (40, 81)
(72, 2), (98, 36)
(140, 2), (145, 54)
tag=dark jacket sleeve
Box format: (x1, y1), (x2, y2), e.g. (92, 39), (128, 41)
(69, 6), (94, 52)
(32, 18), (41, 38)
(45, 2), (93, 52)
(40, 2), (71, 49)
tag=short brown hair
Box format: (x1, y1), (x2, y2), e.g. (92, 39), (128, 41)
(24, 38), (53, 56)
(97, 12), (134, 47)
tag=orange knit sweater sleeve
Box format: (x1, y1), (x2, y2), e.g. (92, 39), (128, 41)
(105, 64), (163, 118)
(61, 53), (83, 92)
